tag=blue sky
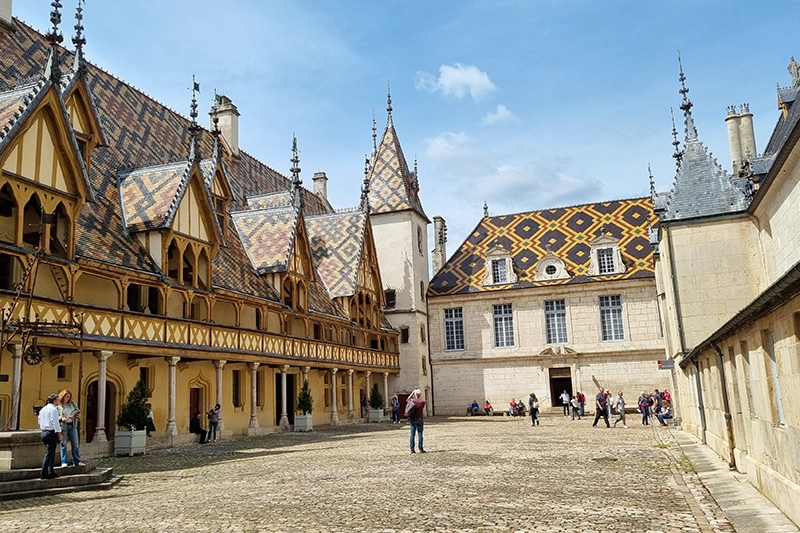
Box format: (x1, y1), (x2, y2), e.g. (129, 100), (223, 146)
(13, 1), (793, 255)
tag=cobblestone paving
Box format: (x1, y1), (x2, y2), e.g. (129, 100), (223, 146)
(0, 413), (735, 532)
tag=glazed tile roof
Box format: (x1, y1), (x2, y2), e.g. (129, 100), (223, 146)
(0, 82), (40, 145)
(429, 198), (656, 297)
(305, 211), (367, 298)
(247, 191), (294, 210)
(118, 161), (190, 231)
(367, 118), (426, 219)
(232, 207), (298, 274)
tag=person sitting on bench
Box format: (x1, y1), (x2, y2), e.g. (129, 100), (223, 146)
(190, 411), (208, 443)
(657, 402), (674, 426)
(483, 400), (493, 415)
(467, 400), (480, 415)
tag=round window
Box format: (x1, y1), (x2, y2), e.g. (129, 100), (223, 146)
(545, 265), (557, 276)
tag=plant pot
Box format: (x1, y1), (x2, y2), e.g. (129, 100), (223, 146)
(114, 429), (147, 456)
(294, 414), (313, 432)
(368, 409), (383, 423)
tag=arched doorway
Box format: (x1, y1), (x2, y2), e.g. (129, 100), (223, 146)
(85, 380), (116, 443)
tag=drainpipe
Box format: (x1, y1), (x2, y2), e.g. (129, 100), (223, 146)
(712, 342), (737, 469)
(425, 308), (435, 416)
(691, 360), (707, 444)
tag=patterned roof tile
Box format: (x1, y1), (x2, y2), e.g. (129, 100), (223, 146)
(232, 207), (297, 274)
(305, 211), (367, 298)
(367, 120), (426, 218)
(118, 162), (189, 231)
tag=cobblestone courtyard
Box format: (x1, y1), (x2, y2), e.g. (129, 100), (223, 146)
(0, 414), (738, 532)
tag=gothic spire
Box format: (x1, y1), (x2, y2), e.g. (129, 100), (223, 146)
(678, 52), (698, 141)
(71, 0), (86, 74)
(670, 107), (682, 171)
(44, 1), (64, 84)
(188, 76), (201, 162)
(360, 155), (371, 213)
(290, 134), (303, 210)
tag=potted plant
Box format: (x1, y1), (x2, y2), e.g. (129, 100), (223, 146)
(294, 379), (313, 432)
(368, 382), (384, 422)
(114, 378), (149, 456)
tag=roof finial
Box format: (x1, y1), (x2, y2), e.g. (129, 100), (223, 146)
(372, 110), (377, 155)
(210, 91), (220, 138)
(44, 1), (64, 84)
(411, 155), (419, 190)
(648, 164), (656, 199)
(290, 134), (303, 210)
(670, 107), (683, 170)
(387, 81), (393, 122)
(360, 155), (371, 213)
(483, 201), (489, 219)
(71, 0), (86, 74)
(678, 51), (698, 141)
(188, 76), (201, 162)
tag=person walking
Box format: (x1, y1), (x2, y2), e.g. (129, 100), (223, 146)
(57, 389), (84, 466)
(405, 389), (426, 453)
(560, 390), (570, 417)
(638, 392), (650, 425)
(592, 388), (610, 428)
(570, 395), (581, 420)
(390, 396), (400, 423)
(207, 404), (221, 442)
(38, 393), (62, 479)
(613, 391), (627, 428)
(577, 391), (586, 417)
(528, 393), (539, 426)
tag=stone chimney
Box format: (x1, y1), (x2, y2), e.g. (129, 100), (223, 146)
(725, 106), (742, 173)
(312, 172), (328, 201)
(432, 216), (447, 274)
(0, 0), (14, 34)
(738, 103), (756, 162)
(213, 94), (240, 156)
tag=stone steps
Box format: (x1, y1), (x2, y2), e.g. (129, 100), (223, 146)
(0, 463), (123, 501)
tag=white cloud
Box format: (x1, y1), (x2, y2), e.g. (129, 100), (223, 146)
(415, 63), (497, 102)
(482, 105), (518, 125)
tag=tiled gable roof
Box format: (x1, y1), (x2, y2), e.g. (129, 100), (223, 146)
(0, 81), (42, 148)
(367, 120), (426, 219)
(118, 161), (190, 231)
(232, 207), (298, 274)
(429, 198), (656, 297)
(305, 210), (367, 298)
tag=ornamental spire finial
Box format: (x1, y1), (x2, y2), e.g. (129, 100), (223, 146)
(648, 164), (656, 199)
(387, 82), (393, 122)
(678, 51), (698, 141)
(483, 201), (489, 219)
(372, 110), (377, 155)
(71, 0), (86, 74)
(210, 90), (220, 138)
(670, 107), (683, 170)
(290, 134), (303, 210)
(44, 1), (64, 84)
(360, 155), (371, 213)
(188, 76), (201, 162)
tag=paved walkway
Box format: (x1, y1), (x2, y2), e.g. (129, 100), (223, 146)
(0, 413), (796, 532)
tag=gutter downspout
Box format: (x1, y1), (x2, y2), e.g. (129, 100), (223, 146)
(691, 360), (708, 444)
(425, 307), (435, 416)
(666, 225), (706, 439)
(712, 342), (737, 469)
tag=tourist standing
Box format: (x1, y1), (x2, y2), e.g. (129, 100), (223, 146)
(577, 391), (586, 417)
(560, 390), (570, 417)
(405, 389), (426, 453)
(38, 393), (62, 479)
(613, 391), (627, 428)
(57, 389), (84, 466)
(145, 403), (156, 437)
(638, 392), (650, 425)
(207, 404), (221, 442)
(592, 388), (610, 428)
(570, 395), (580, 420)
(528, 393), (539, 426)
(390, 396), (400, 423)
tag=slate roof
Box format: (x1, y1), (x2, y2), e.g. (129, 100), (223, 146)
(305, 210), (367, 298)
(429, 198), (656, 297)
(0, 19), (371, 322)
(367, 117), (426, 219)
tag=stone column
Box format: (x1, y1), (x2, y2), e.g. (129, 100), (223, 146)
(383, 372), (390, 410)
(165, 356), (180, 436)
(330, 368), (339, 424)
(302, 366), (310, 384)
(364, 371), (371, 415)
(347, 369), (354, 420)
(9, 344), (22, 430)
(279, 365), (290, 429)
(93, 350), (113, 443)
(214, 360), (226, 431)
(248, 362), (260, 428)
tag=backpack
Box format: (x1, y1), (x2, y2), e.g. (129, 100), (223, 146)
(404, 400), (416, 419)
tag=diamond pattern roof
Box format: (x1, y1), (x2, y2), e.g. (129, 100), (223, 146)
(305, 211), (367, 298)
(429, 198), (656, 296)
(367, 119), (426, 218)
(118, 162), (189, 231)
(232, 207), (298, 274)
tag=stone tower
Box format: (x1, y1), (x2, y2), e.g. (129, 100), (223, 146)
(367, 91), (432, 406)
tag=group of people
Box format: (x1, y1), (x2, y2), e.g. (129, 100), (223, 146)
(637, 389), (673, 426)
(559, 390), (587, 420)
(36, 390), (85, 480)
(189, 404), (222, 444)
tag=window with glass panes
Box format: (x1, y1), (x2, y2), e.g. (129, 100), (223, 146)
(444, 307), (465, 350)
(493, 304), (515, 347)
(597, 248), (614, 274)
(491, 259), (507, 284)
(599, 295), (624, 341)
(545, 299), (568, 344)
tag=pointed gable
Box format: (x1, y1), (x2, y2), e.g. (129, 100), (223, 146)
(118, 161), (190, 231)
(305, 210), (368, 298)
(368, 118), (426, 219)
(233, 206), (298, 274)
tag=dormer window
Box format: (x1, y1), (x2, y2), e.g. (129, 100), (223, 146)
(535, 244), (571, 282)
(588, 231), (626, 276)
(483, 243), (517, 287)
